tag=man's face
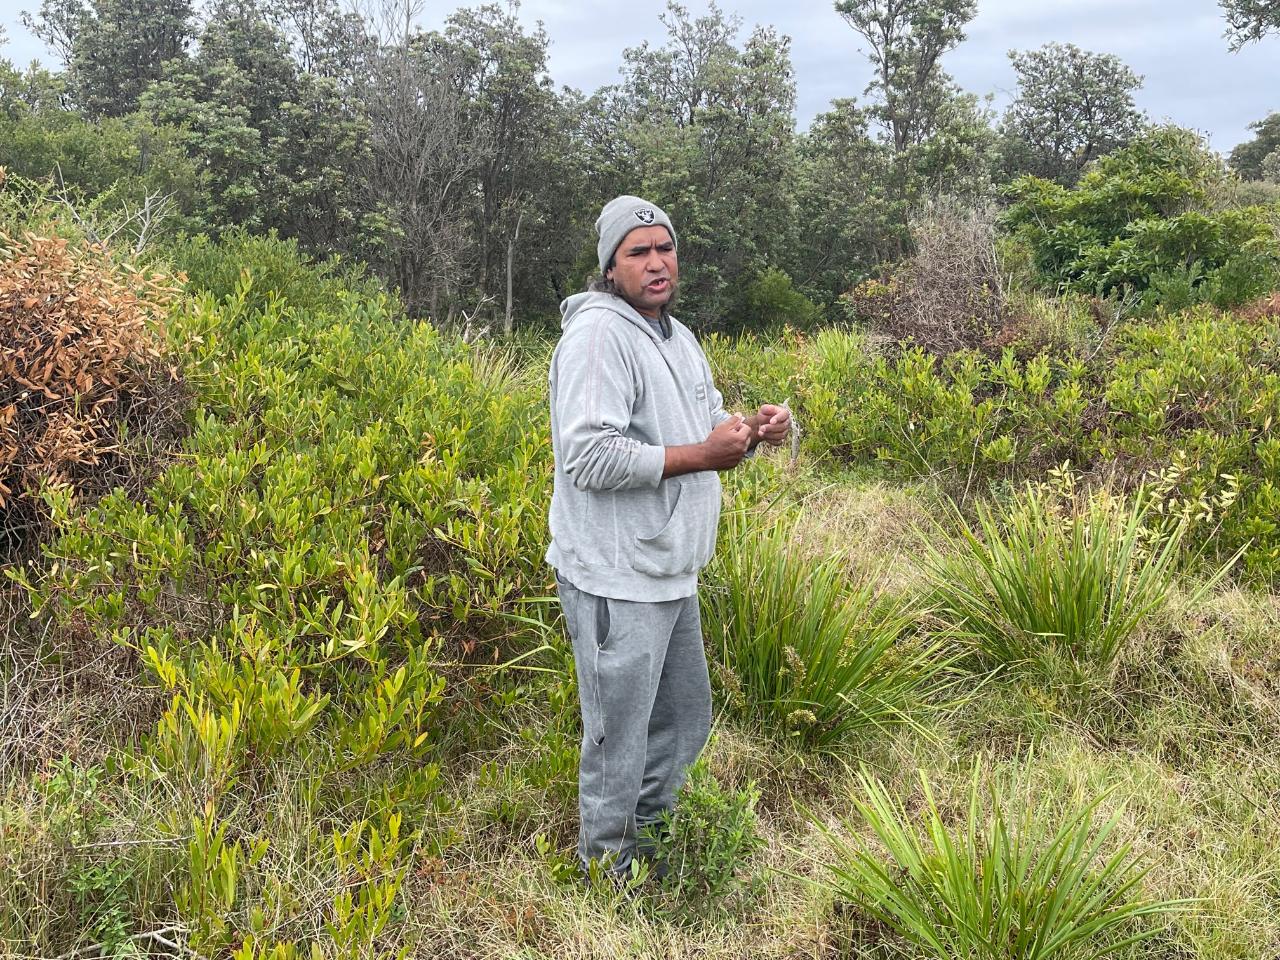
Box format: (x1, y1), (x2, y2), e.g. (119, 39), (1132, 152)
(606, 225), (678, 319)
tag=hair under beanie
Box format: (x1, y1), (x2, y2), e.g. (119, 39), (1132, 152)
(596, 195), (677, 273)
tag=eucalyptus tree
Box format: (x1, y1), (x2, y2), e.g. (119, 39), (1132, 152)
(834, 0), (976, 153)
(789, 98), (901, 304)
(432, 4), (559, 327)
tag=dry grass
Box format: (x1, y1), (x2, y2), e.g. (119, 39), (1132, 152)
(783, 480), (941, 595)
(0, 585), (162, 778)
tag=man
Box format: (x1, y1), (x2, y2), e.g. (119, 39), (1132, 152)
(546, 195), (791, 880)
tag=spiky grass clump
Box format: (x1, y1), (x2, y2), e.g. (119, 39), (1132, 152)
(923, 487), (1220, 682)
(815, 759), (1181, 960)
(702, 514), (952, 747)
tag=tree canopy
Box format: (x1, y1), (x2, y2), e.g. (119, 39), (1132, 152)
(1001, 42), (1144, 185)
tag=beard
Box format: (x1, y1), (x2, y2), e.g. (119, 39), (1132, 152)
(589, 274), (680, 320)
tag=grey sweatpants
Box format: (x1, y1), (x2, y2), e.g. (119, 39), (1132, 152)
(556, 573), (713, 874)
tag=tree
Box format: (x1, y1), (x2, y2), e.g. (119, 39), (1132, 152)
(834, 0), (977, 153)
(354, 7), (492, 319)
(141, 0), (371, 251)
(833, 0), (994, 204)
(1000, 42), (1144, 185)
(434, 3), (558, 325)
(1262, 149), (1280, 183)
(24, 0), (195, 117)
(1001, 126), (1271, 305)
(605, 2), (799, 326)
(1219, 0), (1280, 50)
(1230, 112), (1280, 180)
(789, 98), (900, 304)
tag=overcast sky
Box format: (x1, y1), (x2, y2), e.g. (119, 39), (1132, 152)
(3, 0), (1277, 152)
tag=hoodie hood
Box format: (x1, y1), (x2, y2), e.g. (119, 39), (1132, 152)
(560, 290), (667, 341)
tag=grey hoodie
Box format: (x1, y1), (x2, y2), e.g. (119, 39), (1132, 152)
(545, 291), (731, 601)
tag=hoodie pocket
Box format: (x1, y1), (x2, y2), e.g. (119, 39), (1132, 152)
(633, 474), (721, 577)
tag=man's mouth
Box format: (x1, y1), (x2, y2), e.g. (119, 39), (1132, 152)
(646, 278), (670, 292)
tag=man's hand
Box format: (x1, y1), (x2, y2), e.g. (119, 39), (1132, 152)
(701, 413), (753, 469)
(747, 403), (791, 447)
(663, 414), (751, 477)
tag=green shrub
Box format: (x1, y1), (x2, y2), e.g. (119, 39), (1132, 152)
(0, 107), (200, 228)
(1004, 126), (1280, 309)
(922, 486), (1225, 683)
(840, 346), (1091, 487)
(737, 268), (824, 331)
(704, 325), (882, 466)
(1102, 309), (1280, 581)
(167, 229), (390, 317)
(638, 758), (765, 922)
(741, 306), (1279, 583)
(702, 513), (952, 747)
(9, 232), (553, 954)
(816, 759), (1179, 960)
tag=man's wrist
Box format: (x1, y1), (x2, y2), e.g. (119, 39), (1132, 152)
(662, 441), (709, 479)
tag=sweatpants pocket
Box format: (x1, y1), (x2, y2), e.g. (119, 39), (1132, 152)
(593, 594), (612, 650)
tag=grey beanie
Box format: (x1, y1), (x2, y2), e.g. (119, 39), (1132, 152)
(596, 195), (677, 273)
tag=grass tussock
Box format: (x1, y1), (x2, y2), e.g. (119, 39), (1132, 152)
(703, 512), (956, 747)
(923, 486), (1227, 683)
(814, 757), (1181, 960)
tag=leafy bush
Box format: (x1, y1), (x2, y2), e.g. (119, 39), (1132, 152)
(702, 513), (952, 747)
(0, 103), (200, 228)
(841, 345), (1091, 487)
(167, 229), (390, 318)
(638, 758), (765, 922)
(921, 486), (1214, 683)
(0, 227), (183, 556)
(10, 233), (553, 955)
(816, 759), (1179, 960)
(1004, 126), (1280, 309)
(703, 324), (882, 466)
(1101, 310), (1280, 580)
(756, 307), (1279, 582)
(738, 267), (823, 331)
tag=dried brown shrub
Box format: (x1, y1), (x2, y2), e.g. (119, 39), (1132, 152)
(1, 231), (184, 554)
(1238, 290), (1280, 322)
(844, 200), (1020, 355)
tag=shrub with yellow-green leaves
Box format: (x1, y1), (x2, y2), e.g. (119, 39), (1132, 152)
(10, 247), (552, 954)
(709, 304), (1280, 583)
